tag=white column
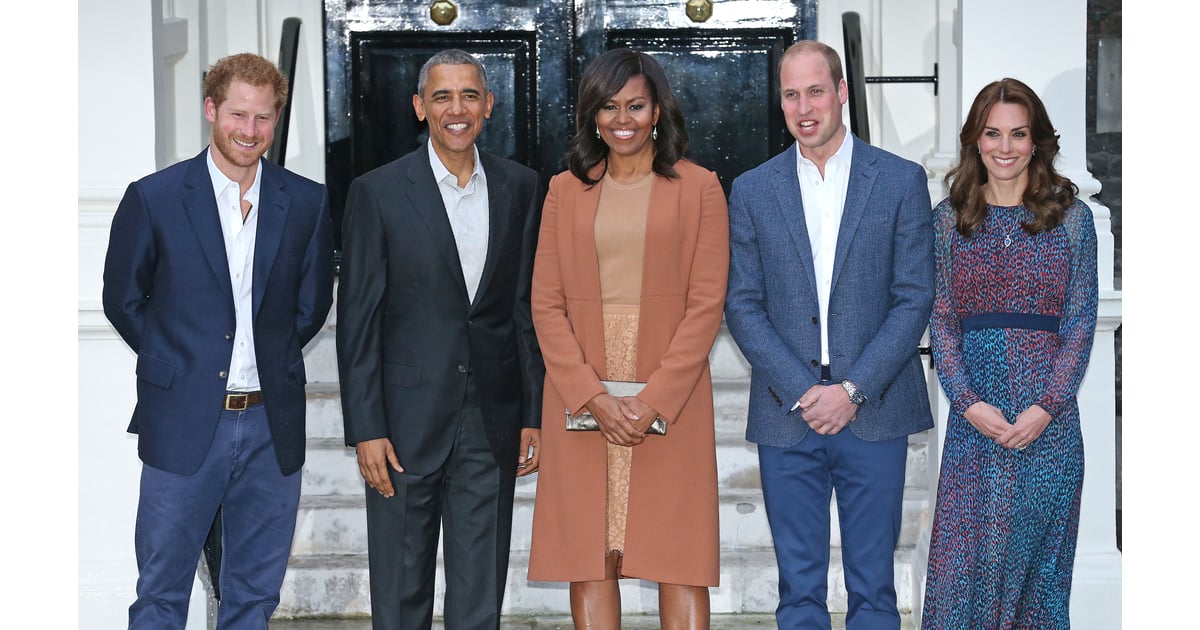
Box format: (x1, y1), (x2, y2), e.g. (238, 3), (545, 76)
(957, 1), (1122, 628)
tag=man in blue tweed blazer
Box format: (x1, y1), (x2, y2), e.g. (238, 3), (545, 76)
(724, 41), (934, 630)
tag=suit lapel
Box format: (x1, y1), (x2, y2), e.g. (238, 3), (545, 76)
(406, 149), (469, 300)
(472, 152), (512, 311)
(830, 137), (878, 293)
(252, 160), (289, 319)
(182, 152), (234, 299)
(769, 148), (820, 298)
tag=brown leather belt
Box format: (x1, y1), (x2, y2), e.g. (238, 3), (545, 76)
(224, 391), (264, 411)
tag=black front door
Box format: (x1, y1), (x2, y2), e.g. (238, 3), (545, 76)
(325, 0), (817, 250)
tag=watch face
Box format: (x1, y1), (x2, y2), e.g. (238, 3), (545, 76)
(842, 381), (866, 405)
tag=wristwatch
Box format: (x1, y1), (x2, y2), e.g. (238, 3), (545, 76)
(841, 380), (867, 406)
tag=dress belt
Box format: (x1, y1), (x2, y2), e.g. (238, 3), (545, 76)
(961, 312), (1060, 333)
(224, 391), (264, 410)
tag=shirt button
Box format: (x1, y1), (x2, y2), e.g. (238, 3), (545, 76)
(219, 370), (228, 379)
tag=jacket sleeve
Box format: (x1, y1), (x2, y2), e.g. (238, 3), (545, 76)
(723, 174), (819, 408)
(513, 170), (546, 428)
(293, 187), (335, 348)
(336, 177), (390, 446)
(102, 181), (157, 353)
(637, 169), (730, 424)
(530, 174), (607, 416)
(843, 163), (935, 399)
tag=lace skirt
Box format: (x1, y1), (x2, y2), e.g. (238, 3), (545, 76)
(602, 304), (639, 554)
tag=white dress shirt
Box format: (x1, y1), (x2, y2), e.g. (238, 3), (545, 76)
(429, 141), (490, 304)
(796, 128), (854, 366)
(207, 148), (262, 392)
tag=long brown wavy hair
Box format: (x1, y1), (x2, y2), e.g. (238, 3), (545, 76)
(566, 48), (688, 185)
(945, 78), (1077, 237)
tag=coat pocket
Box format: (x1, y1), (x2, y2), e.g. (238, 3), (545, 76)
(135, 353), (176, 389)
(383, 361), (421, 388)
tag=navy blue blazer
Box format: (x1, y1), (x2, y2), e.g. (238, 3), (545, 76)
(724, 135), (935, 447)
(336, 146), (545, 476)
(103, 149), (334, 476)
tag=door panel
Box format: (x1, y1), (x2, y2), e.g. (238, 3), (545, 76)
(324, 0), (816, 250)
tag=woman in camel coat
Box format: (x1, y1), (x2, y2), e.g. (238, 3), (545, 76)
(528, 48), (728, 628)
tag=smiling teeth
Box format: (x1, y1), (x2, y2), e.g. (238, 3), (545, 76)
(447, 123), (468, 131)
(233, 138), (256, 147)
(613, 130), (635, 139)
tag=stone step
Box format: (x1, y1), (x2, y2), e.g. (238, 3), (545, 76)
(291, 486), (929, 558)
(278, 546), (920, 619)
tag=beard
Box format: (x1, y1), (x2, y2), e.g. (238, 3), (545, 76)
(213, 129), (271, 168)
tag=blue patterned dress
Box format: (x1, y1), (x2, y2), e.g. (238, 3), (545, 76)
(921, 198), (1098, 629)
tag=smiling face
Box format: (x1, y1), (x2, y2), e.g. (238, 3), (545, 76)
(594, 74), (660, 163)
(780, 50), (848, 165)
(205, 79), (278, 177)
(413, 63), (494, 163)
(978, 101), (1034, 188)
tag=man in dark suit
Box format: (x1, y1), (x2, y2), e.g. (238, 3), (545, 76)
(336, 49), (544, 629)
(724, 41), (935, 630)
(102, 53), (334, 629)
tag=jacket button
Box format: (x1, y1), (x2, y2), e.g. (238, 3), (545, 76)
(811, 317), (819, 325)
(466, 320), (473, 327)
(810, 359), (819, 367)
(219, 370), (228, 379)
(225, 331), (234, 340)
(457, 364), (467, 373)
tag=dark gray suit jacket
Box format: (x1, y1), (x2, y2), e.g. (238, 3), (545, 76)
(336, 146), (545, 475)
(724, 135), (935, 447)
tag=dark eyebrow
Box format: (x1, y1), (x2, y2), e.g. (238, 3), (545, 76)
(984, 124), (1030, 132)
(430, 87), (482, 98)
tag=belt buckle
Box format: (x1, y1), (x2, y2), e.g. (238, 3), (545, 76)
(225, 393), (249, 411)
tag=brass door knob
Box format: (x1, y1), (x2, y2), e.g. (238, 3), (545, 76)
(685, 0), (713, 23)
(431, 0), (458, 26)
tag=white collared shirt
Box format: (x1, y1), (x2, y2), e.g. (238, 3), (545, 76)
(795, 128), (854, 365)
(207, 148), (262, 392)
(428, 141), (490, 304)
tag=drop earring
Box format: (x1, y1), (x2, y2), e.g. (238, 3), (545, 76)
(652, 126), (658, 140)
(595, 126), (601, 139)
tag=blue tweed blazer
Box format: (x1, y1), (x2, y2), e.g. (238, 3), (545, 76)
(724, 135), (935, 446)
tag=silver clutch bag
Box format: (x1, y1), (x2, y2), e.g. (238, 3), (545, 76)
(565, 380), (667, 435)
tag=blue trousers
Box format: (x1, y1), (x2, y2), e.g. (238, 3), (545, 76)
(759, 428), (908, 630)
(128, 404), (301, 629)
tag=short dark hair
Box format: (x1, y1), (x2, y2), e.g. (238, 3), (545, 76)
(947, 77), (1077, 236)
(417, 49), (489, 97)
(566, 48), (688, 184)
(203, 53), (288, 111)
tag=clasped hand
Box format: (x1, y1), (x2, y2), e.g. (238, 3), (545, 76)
(797, 384), (857, 435)
(584, 392), (660, 446)
(964, 401), (1051, 450)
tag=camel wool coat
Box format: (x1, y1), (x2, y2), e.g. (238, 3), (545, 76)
(527, 159), (729, 586)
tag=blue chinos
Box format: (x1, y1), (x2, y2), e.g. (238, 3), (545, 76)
(759, 427), (908, 630)
(129, 404), (301, 629)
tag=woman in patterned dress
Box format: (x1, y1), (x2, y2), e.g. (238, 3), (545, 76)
(921, 78), (1099, 629)
(527, 49), (728, 629)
